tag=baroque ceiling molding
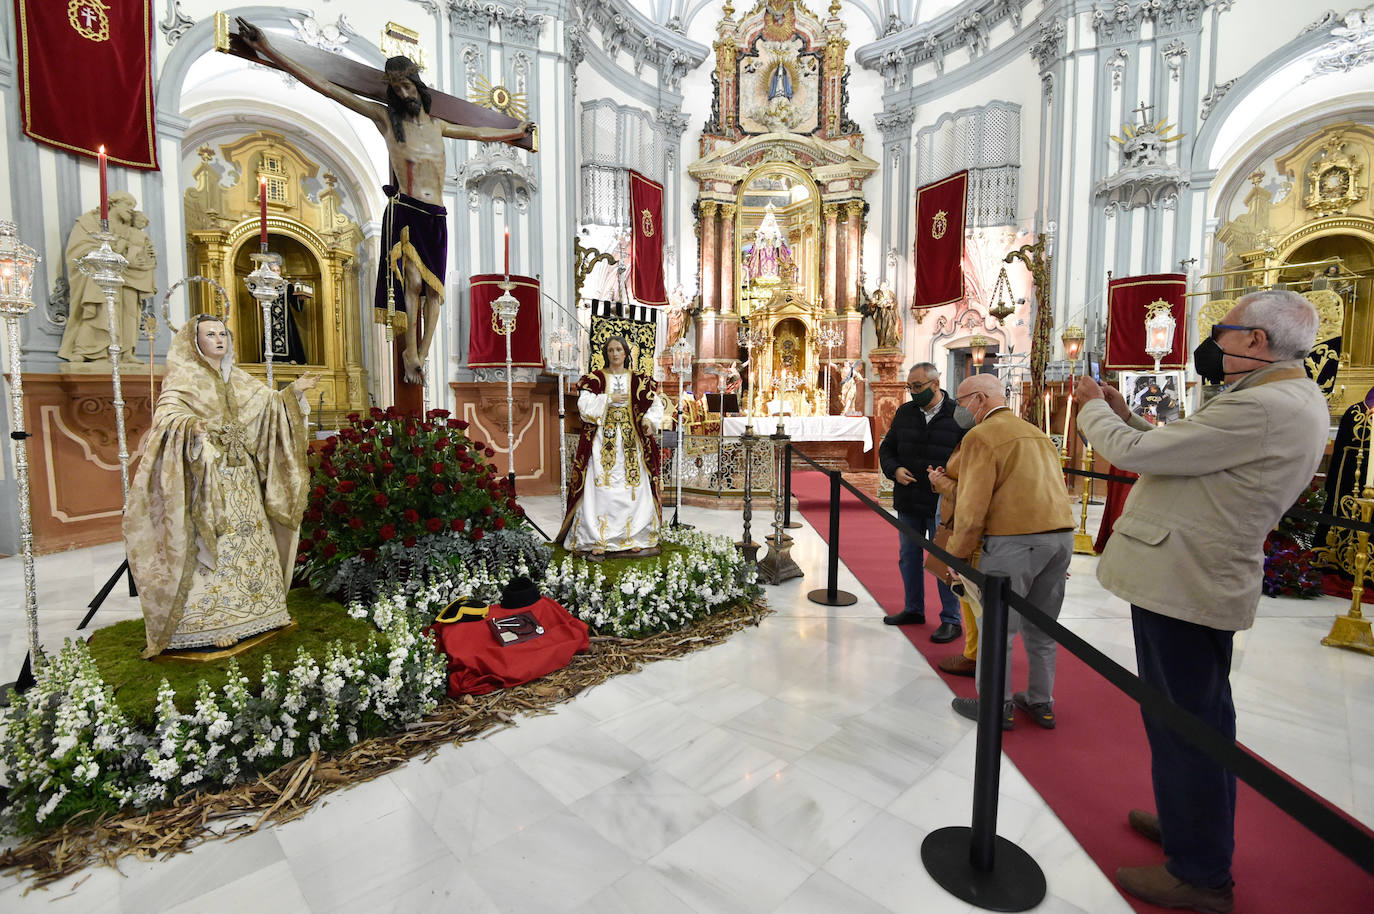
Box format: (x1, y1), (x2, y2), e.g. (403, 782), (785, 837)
(577, 0), (709, 91)
(1090, 0), (1213, 40)
(1306, 7), (1374, 81)
(159, 0), (195, 45)
(1199, 77), (1237, 120)
(448, 0), (546, 45)
(855, 0), (1029, 84)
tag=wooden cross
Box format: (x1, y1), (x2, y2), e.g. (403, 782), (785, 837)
(215, 14), (536, 152)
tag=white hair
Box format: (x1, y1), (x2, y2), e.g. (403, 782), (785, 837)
(1235, 289), (1319, 359)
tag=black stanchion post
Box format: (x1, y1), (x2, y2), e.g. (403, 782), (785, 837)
(807, 469), (857, 606)
(921, 574), (1046, 911)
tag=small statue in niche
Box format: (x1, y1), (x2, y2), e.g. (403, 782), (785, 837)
(863, 279), (901, 350)
(840, 359), (866, 416)
(59, 191), (157, 365)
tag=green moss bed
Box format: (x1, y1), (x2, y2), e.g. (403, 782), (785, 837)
(84, 589), (376, 730)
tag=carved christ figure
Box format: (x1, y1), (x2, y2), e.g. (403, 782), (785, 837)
(236, 19), (532, 385)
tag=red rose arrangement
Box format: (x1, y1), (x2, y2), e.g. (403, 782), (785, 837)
(297, 407), (525, 593)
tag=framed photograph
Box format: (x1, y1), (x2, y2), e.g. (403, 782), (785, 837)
(1120, 370), (1185, 426)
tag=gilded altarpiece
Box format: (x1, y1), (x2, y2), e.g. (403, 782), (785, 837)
(688, 0), (876, 407)
(1216, 123), (1374, 418)
(184, 131), (369, 420)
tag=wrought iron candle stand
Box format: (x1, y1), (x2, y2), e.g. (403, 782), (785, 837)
(738, 425), (760, 564)
(243, 249), (285, 387)
(0, 221), (42, 693)
(491, 278), (521, 491)
(757, 425), (802, 584)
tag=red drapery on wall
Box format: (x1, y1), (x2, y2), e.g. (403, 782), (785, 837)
(468, 274), (543, 368)
(912, 170), (968, 312)
(628, 171), (668, 306)
(15, 0), (159, 169)
(1104, 273), (1188, 370)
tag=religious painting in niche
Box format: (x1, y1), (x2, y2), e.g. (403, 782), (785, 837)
(738, 36), (819, 135)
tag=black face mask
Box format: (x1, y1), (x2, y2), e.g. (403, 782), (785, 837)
(910, 387), (935, 408)
(1192, 337), (1278, 385)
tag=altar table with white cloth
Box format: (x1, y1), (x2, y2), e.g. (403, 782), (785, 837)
(721, 415), (873, 452)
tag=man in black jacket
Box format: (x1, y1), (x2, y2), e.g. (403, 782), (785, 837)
(878, 363), (967, 641)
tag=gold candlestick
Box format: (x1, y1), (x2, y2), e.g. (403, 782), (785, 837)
(1323, 402), (1374, 654)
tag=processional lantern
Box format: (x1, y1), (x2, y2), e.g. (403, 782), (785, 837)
(969, 333), (991, 368)
(1144, 300), (1176, 373)
(1060, 323), (1085, 369)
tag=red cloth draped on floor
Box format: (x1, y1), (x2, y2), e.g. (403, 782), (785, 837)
(428, 597), (589, 697)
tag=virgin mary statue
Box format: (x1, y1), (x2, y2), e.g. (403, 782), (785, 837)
(556, 335), (666, 559)
(125, 315), (316, 657)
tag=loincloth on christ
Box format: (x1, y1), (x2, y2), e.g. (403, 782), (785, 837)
(374, 188), (447, 334)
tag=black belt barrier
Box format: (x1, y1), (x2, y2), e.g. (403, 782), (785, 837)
(785, 445), (1374, 911)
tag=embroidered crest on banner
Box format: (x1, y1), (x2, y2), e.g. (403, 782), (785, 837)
(69, 0), (111, 42)
(931, 209), (948, 239)
(640, 208), (655, 238)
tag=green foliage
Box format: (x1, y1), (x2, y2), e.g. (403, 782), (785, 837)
(83, 589), (377, 729)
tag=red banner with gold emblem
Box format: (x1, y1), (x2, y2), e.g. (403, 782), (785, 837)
(15, 0), (159, 169)
(629, 171), (668, 306)
(468, 274), (543, 368)
(913, 170), (968, 312)
(1105, 273), (1188, 369)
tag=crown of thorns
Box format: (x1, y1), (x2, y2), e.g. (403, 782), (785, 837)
(381, 59), (420, 87)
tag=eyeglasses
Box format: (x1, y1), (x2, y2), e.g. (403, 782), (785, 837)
(955, 391), (983, 405)
(906, 379), (936, 392)
(1210, 323), (1260, 342)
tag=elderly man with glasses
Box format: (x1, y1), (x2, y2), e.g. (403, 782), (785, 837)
(941, 374), (1077, 730)
(1073, 289), (1328, 914)
(878, 363), (967, 640)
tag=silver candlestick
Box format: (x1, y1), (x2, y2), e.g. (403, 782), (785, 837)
(491, 278), (521, 481)
(547, 325), (580, 515)
(670, 337), (693, 528)
(77, 224), (132, 508)
(0, 221), (43, 674)
(243, 249), (285, 386)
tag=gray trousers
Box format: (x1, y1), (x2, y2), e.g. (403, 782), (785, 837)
(974, 531), (1074, 705)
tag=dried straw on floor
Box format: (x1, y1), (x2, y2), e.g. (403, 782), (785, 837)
(1, 598), (771, 889)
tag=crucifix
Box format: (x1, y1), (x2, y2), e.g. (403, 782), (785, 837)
(1132, 100), (1155, 126)
(221, 15), (536, 411)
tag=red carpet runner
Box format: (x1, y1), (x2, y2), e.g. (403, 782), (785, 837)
(791, 470), (1374, 913)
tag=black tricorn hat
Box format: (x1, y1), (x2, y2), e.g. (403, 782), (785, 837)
(498, 575), (540, 610)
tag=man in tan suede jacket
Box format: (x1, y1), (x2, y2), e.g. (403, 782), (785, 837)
(943, 374), (1075, 732)
(1074, 289), (1328, 914)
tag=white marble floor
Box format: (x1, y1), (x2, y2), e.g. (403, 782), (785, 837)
(0, 495), (1370, 913)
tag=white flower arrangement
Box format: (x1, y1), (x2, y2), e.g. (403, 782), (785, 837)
(0, 528), (756, 835)
(0, 604), (446, 835)
(542, 528), (759, 638)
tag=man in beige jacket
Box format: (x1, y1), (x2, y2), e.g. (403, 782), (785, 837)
(943, 374), (1075, 730)
(1074, 289), (1328, 914)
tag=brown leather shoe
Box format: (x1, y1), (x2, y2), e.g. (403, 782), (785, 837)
(1117, 864), (1233, 913)
(938, 655), (977, 677)
(1128, 808), (1162, 844)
